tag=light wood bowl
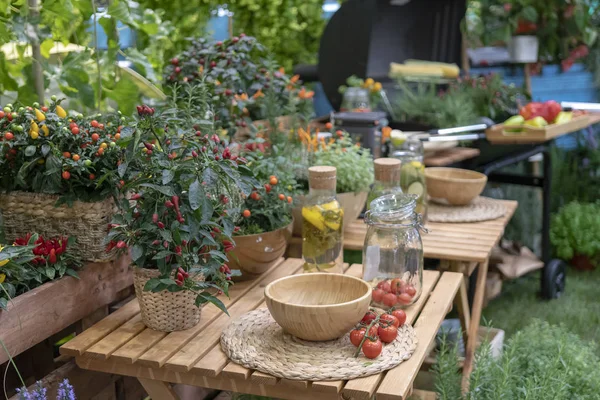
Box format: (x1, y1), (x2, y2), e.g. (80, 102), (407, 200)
(228, 222), (293, 279)
(265, 273), (372, 341)
(425, 167), (487, 205)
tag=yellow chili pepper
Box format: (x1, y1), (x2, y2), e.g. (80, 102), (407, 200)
(35, 108), (45, 122)
(30, 130), (39, 139)
(0, 245), (9, 268)
(55, 105), (67, 118)
(0, 273), (5, 283)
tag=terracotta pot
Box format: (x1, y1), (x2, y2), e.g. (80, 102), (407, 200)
(133, 268), (203, 332)
(570, 254), (596, 271)
(228, 222), (293, 279)
(292, 192), (368, 236)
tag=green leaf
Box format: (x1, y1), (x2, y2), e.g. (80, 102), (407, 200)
(41, 144), (51, 157)
(189, 179), (202, 210)
(195, 291), (229, 316)
(520, 6), (538, 23)
(108, 0), (131, 23)
(162, 169), (175, 185)
(159, 229), (173, 242)
(120, 126), (135, 139)
(153, 250), (173, 260)
(118, 161), (128, 177)
(201, 194), (214, 224)
(106, 76), (139, 115)
(40, 39), (54, 59)
(24, 145), (37, 157)
(45, 267), (56, 280)
(131, 244), (144, 263)
(0, 297), (7, 311)
(143, 278), (162, 291)
(140, 183), (175, 196)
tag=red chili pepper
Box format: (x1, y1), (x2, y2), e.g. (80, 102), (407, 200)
(158, 222), (165, 229)
(163, 241), (169, 248)
(130, 193), (142, 200)
(175, 246), (182, 255)
(165, 200), (174, 208)
(116, 240), (127, 249)
(49, 249), (57, 264)
(152, 213), (159, 223)
(177, 272), (184, 282)
(152, 240), (160, 246)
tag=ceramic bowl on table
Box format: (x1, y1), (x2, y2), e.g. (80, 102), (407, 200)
(424, 167), (487, 205)
(264, 273), (372, 341)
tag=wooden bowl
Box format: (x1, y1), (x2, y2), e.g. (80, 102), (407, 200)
(425, 167), (487, 205)
(228, 222), (293, 278)
(265, 273), (372, 341)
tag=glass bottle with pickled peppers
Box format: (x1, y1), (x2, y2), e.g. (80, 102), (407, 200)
(362, 193), (425, 308)
(391, 142), (427, 222)
(367, 158), (403, 210)
(302, 166), (344, 273)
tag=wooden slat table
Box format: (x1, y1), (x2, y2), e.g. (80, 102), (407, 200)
(60, 258), (464, 400)
(289, 199), (518, 385)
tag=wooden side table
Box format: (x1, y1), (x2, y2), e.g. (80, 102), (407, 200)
(61, 258), (464, 400)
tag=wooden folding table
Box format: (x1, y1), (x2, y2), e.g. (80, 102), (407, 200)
(60, 258), (464, 400)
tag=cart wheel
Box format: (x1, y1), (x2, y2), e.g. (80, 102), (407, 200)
(541, 259), (566, 299)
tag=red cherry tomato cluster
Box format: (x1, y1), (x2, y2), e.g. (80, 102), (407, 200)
(371, 278), (418, 308)
(350, 309), (407, 359)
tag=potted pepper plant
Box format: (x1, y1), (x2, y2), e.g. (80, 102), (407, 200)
(550, 201), (600, 271)
(107, 100), (257, 332)
(229, 149), (296, 277)
(163, 34), (314, 138)
(0, 99), (125, 262)
(292, 128), (374, 235)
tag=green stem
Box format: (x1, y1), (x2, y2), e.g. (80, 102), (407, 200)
(91, 0), (102, 111)
(0, 339), (25, 388)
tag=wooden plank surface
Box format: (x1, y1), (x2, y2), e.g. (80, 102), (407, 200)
(424, 147), (480, 167)
(376, 271), (463, 400)
(1, 256), (133, 363)
(343, 200), (518, 263)
(340, 270), (441, 400)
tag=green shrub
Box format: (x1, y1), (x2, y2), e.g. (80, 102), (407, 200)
(550, 201), (600, 263)
(434, 320), (600, 400)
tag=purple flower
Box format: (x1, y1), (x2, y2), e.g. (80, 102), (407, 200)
(32, 382), (47, 400)
(57, 379), (76, 400)
(16, 387), (32, 400)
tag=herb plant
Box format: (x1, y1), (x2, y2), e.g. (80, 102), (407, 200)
(0, 100), (125, 204)
(550, 201), (600, 265)
(433, 320), (600, 400)
(16, 378), (76, 400)
(107, 94), (258, 313)
(163, 35), (314, 137)
(298, 130), (374, 194)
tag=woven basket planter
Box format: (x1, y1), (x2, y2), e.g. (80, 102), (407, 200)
(0, 191), (115, 262)
(133, 268), (203, 332)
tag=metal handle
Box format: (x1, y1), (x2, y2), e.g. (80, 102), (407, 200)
(430, 123), (489, 136)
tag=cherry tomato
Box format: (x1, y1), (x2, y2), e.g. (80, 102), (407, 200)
(362, 338), (383, 359)
(71, 127), (80, 135)
(62, 171), (71, 180)
(372, 288), (385, 303)
(378, 325), (398, 343)
(376, 280), (391, 293)
(403, 285), (417, 297)
(325, 122), (333, 130)
(390, 278), (405, 294)
(392, 309), (407, 326)
(397, 293), (413, 305)
(4, 132), (13, 140)
(361, 311), (377, 325)
(350, 328), (365, 347)
(91, 133), (100, 142)
(91, 120), (99, 128)
(383, 293), (397, 307)
(379, 313), (400, 328)
(269, 176), (278, 185)
(242, 209), (251, 218)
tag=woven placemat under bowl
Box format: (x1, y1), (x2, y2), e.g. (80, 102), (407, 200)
(220, 308), (417, 381)
(428, 196), (506, 223)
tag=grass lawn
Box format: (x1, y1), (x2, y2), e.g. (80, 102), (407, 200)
(483, 267), (600, 351)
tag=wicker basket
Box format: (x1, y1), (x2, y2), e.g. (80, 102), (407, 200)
(133, 268), (203, 332)
(0, 191), (115, 262)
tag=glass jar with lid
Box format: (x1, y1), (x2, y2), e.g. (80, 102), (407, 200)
(362, 193), (425, 308)
(340, 87), (372, 112)
(366, 158), (403, 210)
(391, 136), (428, 221)
(302, 166), (344, 273)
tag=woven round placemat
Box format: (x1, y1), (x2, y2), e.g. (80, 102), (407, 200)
(221, 308), (417, 381)
(428, 196), (506, 223)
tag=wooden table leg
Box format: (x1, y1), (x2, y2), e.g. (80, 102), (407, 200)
(461, 260), (489, 392)
(138, 378), (180, 400)
(454, 278), (471, 351)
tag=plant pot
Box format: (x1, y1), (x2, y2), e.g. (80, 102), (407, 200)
(228, 222), (293, 279)
(337, 192), (368, 229)
(569, 254), (596, 271)
(0, 192), (116, 262)
(133, 268), (203, 332)
(291, 192), (368, 236)
(508, 35), (539, 63)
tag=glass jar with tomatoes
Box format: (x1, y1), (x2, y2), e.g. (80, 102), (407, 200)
(362, 193), (425, 308)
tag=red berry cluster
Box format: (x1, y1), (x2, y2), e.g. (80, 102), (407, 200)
(350, 309), (407, 359)
(372, 278), (417, 308)
(14, 233), (68, 265)
(136, 105), (155, 116)
(175, 267), (189, 286)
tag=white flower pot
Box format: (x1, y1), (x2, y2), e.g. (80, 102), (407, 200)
(509, 35), (539, 63)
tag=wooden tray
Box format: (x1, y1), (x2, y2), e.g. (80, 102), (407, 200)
(485, 114), (591, 144)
